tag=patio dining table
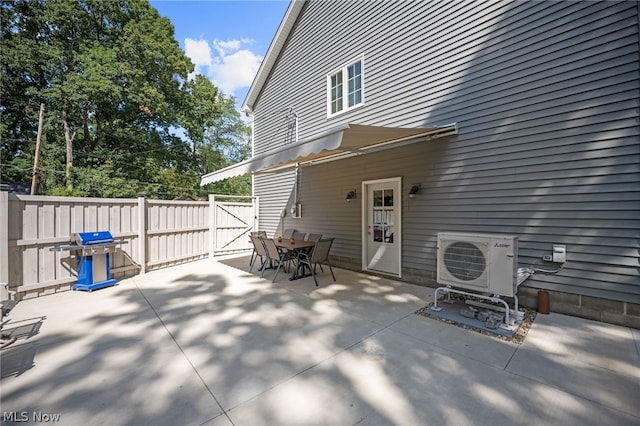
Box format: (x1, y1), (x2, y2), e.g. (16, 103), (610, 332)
(274, 239), (316, 280)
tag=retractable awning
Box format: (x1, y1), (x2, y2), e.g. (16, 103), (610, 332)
(200, 122), (457, 185)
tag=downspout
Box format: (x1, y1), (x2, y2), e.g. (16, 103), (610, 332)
(242, 105), (255, 195)
(293, 164), (299, 206)
(250, 112), (255, 195)
(292, 113), (300, 217)
(242, 105), (260, 233)
(293, 112), (299, 206)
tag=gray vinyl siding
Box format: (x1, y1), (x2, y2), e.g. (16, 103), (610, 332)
(251, 1), (640, 303)
(254, 170), (296, 233)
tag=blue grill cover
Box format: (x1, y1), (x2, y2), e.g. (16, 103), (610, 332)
(74, 231), (114, 245)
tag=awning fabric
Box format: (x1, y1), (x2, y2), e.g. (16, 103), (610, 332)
(200, 123), (457, 185)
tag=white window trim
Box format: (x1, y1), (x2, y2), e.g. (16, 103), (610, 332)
(326, 55), (365, 118)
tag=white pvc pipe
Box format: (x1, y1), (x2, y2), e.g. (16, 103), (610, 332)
(431, 286), (516, 327)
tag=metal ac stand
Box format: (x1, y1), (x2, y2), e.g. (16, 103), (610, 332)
(430, 285), (524, 331)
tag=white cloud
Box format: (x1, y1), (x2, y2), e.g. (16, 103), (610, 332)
(210, 49), (262, 95)
(184, 38), (212, 68)
(214, 39), (241, 55)
(183, 37), (262, 98)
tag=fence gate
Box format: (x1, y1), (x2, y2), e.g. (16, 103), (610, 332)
(211, 195), (257, 256)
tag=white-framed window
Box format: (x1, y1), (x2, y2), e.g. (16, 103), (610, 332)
(327, 56), (364, 117)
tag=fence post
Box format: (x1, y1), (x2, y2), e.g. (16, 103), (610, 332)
(209, 194), (215, 259)
(0, 185), (9, 301)
(138, 193), (146, 275)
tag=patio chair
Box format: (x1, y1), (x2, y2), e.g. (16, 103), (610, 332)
(249, 231), (268, 266)
(282, 229), (296, 239)
(292, 231), (306, 241)
(0, 299), (18, 349)
(305, 233), (323, 242)
(249, 236), (268, 273)
(304, 233), (324, 266)
(261, 237), (296, 282)
(297, 238), (336, 286)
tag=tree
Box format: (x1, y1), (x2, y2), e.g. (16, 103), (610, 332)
(199, 94), (251, 196)
(179, 75), (252, 196)
(2, 0), (248, 199)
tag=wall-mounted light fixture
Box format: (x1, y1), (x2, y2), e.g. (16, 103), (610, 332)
(345, 189), (357, 202)
(408, 184), (421, 199)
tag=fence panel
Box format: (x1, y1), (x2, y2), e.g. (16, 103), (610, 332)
(1, 193), (232, 300)
(5, 195), (141, 298)
(145, 199), (209, 269)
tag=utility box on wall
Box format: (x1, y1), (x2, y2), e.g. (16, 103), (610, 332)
(290, 203), (302, 219)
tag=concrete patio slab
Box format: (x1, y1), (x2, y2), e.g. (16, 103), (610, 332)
(388, 314), (518, 369)
(506, 313), (640, 418)
(2, 256), (639, 426)
(1, 282), (227, 425)
(224, 326), (638, 426)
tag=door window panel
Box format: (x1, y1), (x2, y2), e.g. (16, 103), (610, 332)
(372, 188), (394, 243)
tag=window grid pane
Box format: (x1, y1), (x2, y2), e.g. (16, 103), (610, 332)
(330, 72), (343, 114)
(347, 60), (362, 108)
(372, 189), (394, 244)
(328, 58), (363, 116)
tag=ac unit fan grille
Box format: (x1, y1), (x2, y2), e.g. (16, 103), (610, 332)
(443, 242), (486, 281)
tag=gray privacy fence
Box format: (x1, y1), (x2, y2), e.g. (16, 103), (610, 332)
(0, 190), (256, 301)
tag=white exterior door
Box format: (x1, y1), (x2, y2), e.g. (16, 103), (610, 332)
(362, 177), (401, 276)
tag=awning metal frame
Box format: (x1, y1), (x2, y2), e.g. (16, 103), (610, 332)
(200, 122), (457, 185)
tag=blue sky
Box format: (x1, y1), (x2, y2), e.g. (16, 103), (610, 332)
(151, 0), (290, 107)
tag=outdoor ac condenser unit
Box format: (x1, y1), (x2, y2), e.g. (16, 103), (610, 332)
(437, 232), (519, 297)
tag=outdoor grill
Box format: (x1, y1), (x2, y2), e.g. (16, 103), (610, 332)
(51, 231), (120, 292)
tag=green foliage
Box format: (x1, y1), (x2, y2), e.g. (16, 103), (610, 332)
(203, 174), (252, 197)
(1, 0), (252, 199)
